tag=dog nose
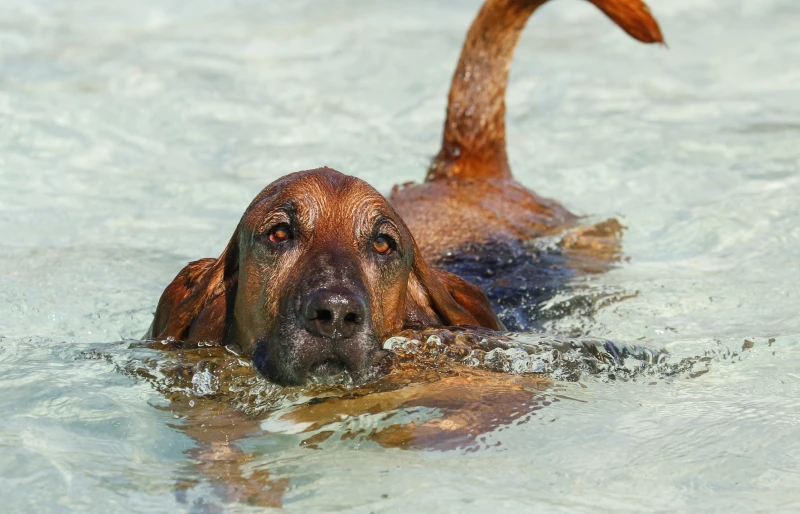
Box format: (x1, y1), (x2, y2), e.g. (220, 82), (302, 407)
(301, 288), (366, 339)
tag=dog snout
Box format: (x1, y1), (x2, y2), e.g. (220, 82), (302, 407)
(301, 288), (366, 340)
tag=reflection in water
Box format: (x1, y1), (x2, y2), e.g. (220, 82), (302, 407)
(106, 328), (748, 507)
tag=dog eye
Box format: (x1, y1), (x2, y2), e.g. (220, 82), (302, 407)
(373, 235), (395, 255)
(268, 223), (292, 243)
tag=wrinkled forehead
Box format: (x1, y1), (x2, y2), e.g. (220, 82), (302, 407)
(241, 169), (398, 233)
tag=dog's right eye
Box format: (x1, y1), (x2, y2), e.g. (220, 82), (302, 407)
(373, 235), (396, 256)
(267, 223), (292, 243)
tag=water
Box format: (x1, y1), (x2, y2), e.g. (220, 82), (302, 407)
(1, 0), (799, 511)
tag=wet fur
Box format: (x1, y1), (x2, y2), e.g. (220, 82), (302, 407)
(147, 0), (663, 381)
(148, 170), (500, 384)
(145, 0), (665, 505)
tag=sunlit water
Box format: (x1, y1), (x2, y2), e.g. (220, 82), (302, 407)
(2, 0), (799, 511)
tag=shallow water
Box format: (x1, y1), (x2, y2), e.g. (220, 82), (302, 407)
(2, 0), (799, 511)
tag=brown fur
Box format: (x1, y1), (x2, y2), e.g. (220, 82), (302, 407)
(147, 0), (666, 504)
(148, 169), (501, 348)
(148, 0), (662, 370)
(391, 0), (663, 262)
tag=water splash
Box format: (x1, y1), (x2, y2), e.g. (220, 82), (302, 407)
(191, 362), (220, 397)
(92, 329), (768, 421)
(384, 327), (759, 383)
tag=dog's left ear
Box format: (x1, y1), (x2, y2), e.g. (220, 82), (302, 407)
(405, 253), (503, 331)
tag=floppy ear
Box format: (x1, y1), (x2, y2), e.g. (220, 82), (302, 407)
(431, 268), (504, 330)
(148, 233), (239, 343)
(405, 253), (503, 331)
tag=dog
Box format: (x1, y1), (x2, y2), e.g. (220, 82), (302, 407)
(146, 0), (663, 386)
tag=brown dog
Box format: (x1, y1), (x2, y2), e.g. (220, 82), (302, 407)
(146, 0), (663, 385)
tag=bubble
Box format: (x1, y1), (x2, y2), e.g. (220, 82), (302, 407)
(192, 368), (219, 396)
(482, 347), (548, 374)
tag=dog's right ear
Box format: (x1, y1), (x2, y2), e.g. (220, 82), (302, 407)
(148, 234), (239, 343)
(403, 247), (504, 332)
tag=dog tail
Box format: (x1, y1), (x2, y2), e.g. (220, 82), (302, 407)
(426, 0), (664, 182)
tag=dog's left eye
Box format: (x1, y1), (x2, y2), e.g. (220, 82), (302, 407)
(373, 235), (395, 256)
(268, 223), (292, 243)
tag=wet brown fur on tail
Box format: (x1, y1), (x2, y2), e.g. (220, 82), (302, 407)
(428, 0), (663, 182)
(391, 0), (663, 263)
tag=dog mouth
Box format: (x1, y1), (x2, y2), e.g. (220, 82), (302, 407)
(252, 332), (393, 386)
(305, 349), (393, 386)
(309, 358), (347, 377)
(306, 358), (352, 385)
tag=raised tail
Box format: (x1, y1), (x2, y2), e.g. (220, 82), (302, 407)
(426, 0), (664, 182)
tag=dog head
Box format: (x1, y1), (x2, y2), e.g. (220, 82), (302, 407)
(150, 167), (500, 385)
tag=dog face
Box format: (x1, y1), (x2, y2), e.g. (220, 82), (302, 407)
(233, 169), (418, 384)
(149, 168), (501, 385)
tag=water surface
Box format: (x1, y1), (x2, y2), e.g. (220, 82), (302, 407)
(1, 0), (799, 512)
